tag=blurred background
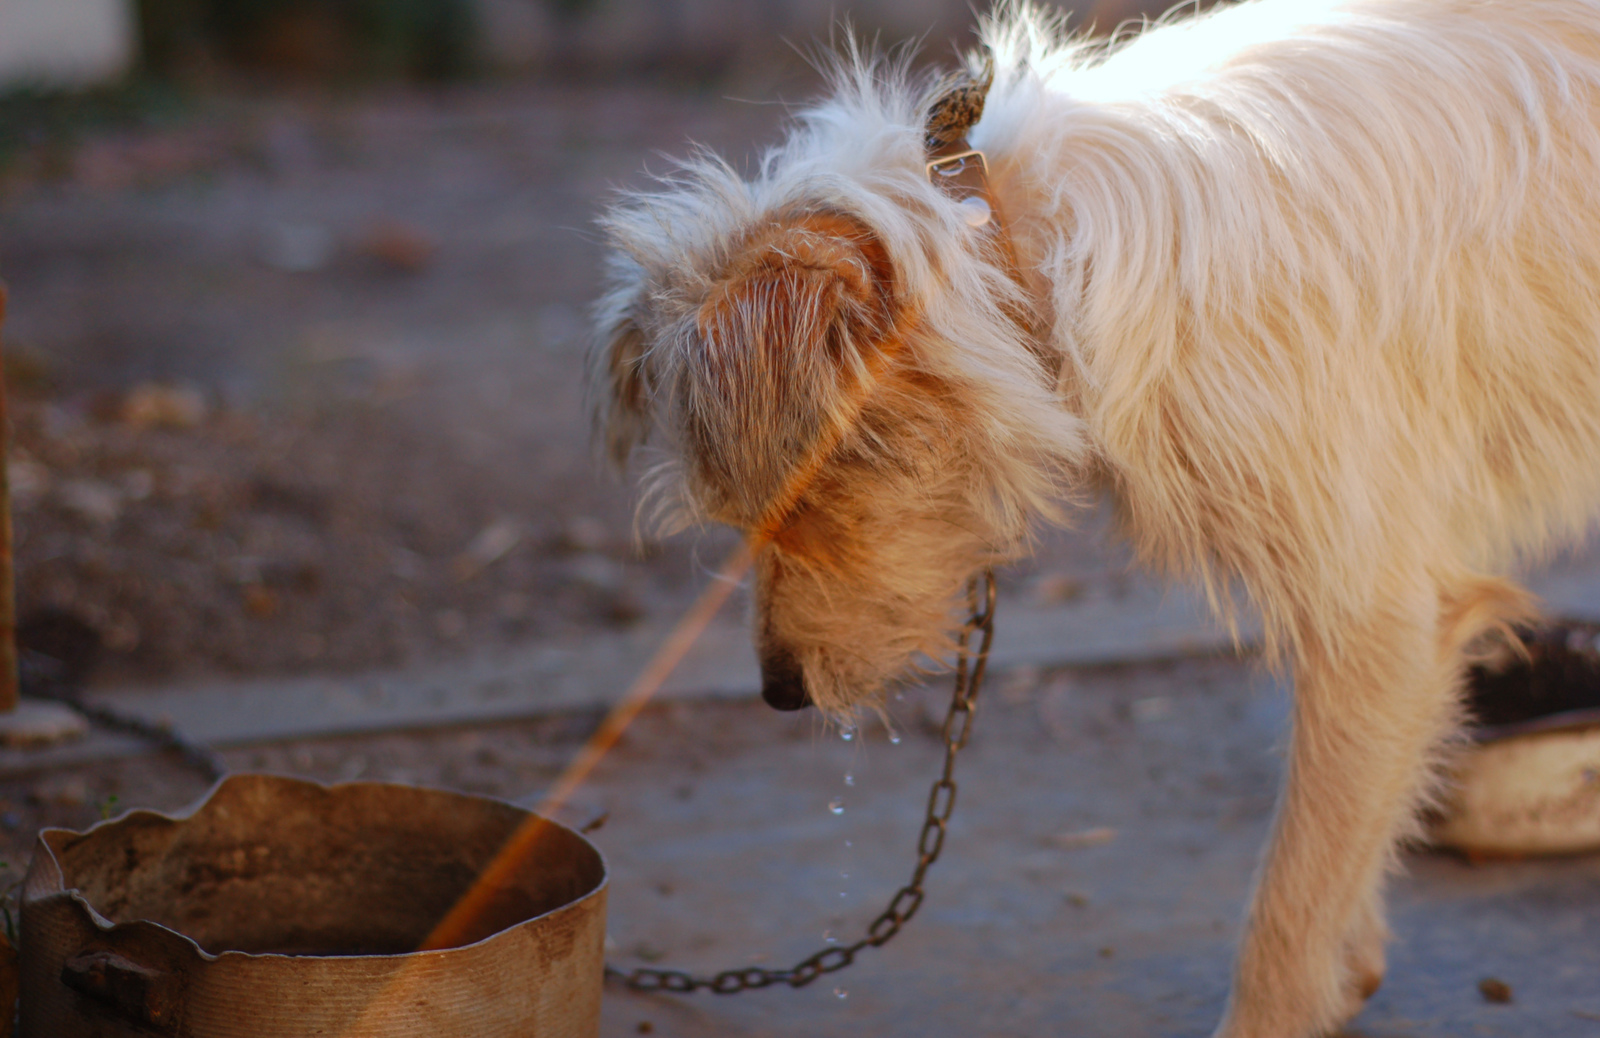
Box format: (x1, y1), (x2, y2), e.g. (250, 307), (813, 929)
(0, 0), (1177, 692)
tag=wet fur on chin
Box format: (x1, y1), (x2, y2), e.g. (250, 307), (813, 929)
(592, 2), (1600, 1035)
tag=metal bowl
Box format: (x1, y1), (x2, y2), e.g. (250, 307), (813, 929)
(21, 773), (607, 1037)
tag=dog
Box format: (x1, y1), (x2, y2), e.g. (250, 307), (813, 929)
(590, 1), (1600, 1034)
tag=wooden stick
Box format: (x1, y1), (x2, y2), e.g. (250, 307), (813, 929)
(417, 539), (754, 951)
(0, 281), (16, 715)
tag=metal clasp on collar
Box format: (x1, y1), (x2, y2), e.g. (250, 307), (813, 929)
(925, 147), (988, 182)
(926, 148), (994, 228)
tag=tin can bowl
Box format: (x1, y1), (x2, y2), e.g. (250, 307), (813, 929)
(20, 772), (607, 1037)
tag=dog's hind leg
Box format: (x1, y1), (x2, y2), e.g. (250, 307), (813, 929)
(1213, 572), (1532, 1038)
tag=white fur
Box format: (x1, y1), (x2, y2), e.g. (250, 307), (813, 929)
(594, 2), (1600, 1034)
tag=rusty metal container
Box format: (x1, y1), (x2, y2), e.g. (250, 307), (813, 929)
(19, 773), (607, 1037)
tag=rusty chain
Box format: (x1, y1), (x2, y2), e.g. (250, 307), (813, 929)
(605, 570), (997, 994)
(20, 648), (227, 784)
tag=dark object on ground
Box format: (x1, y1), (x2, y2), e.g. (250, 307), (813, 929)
(1465, 621), (1600, 734)
(0, 930), (16, 1038)
(1478, 977), (1514, 1004)
(16, 609), (102, 692)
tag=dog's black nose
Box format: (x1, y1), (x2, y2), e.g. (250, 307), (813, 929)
(760, 648), (812, 711)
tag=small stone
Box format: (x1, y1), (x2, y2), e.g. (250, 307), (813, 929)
(637, 1023), (654, 1035)
(261, 221), (335, 273)
(1131, 696), (1174, 723)
(242, 584), (280, 619)
(58, 478), (123, 525)
(454, 518), (524, 580)
(36, 776), (88, 807)
(1478, 977), (1513, 1004)
(1052, 827), (1118, 850)
(121, 382), (208, 429)
(0, 700), (89, 747)
(363, 219), (435, 273)
(8, 458), (49, 507)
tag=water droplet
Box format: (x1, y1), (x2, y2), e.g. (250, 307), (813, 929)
(844, 839), (852, 848)
(888, 730), (902, 745)
(828, 798), (845, 815)
(834, 987), (849, 1000)
(823, 929), (838, 945)
(840, 729), (855, 742)
(840, 871), (849, 880)
(844, 773), (855, 787)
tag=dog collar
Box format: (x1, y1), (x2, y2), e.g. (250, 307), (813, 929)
(923, 65), (1042, 348)
(923, 64), (1009, 237)
(926, 148), (1000, 229)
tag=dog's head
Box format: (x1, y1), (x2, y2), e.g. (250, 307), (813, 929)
(591, 55), (1084, 718)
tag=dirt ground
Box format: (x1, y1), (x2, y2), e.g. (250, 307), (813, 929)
(0, 78), (789, 684)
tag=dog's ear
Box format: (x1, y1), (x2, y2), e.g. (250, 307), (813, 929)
(597, 309), (650, 466)
(590, 255), (655, 467)
(686, 212), (899, 517)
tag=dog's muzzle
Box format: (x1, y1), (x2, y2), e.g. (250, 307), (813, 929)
(759, 647), (812, 711)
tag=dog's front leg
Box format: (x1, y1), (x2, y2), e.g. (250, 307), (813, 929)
(1214, 595), (1458, 1038)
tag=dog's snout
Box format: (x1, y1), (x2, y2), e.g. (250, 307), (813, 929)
(760, 648), (812, 711)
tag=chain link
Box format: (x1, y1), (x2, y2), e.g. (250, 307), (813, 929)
(20, 649), (227, 783)
(606, 570), (997, 994)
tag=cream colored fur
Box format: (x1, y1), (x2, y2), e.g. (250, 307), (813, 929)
(592, 1), (1600, 1034)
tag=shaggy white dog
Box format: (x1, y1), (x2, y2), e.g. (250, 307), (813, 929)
(593, 2), (1600, 1034)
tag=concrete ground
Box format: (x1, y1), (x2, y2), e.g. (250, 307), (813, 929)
(12, 651), (1600, 1037)
(587, 665), (1600, 1038)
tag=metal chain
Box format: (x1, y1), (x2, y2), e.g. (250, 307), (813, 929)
(20, 649), (227, 783)
(606, 570), (998, 994)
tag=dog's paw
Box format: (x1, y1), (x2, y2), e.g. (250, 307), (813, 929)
(1212, 933), (1384, 1038)
(1336, 899), (1389, 1019)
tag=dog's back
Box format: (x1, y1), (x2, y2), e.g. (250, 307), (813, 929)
(978, 0), (1600, 648)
